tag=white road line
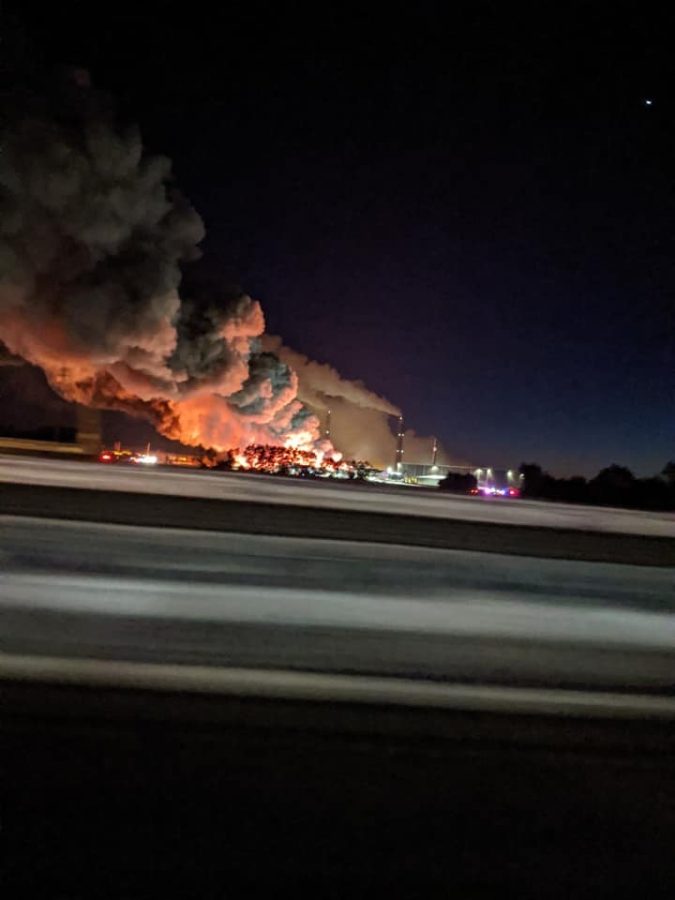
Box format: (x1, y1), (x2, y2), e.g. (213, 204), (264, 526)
(2, 651), (674, 719)
(3, 453), (675, 537)
(3, 571), (675, 647)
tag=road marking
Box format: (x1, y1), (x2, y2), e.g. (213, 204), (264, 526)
(3, 453), (675, 537)
(2, 652), (675, 719)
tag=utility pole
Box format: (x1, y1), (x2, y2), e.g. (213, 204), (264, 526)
(324, 407), (332, 440)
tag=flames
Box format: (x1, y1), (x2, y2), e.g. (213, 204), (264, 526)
(0, 76), (403, 465)
(218, 443), (350, 475)
(99, 439), (368, 477)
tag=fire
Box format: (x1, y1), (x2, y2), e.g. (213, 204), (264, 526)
(0, 81), (398, 467)
(217, 444), (353, 476)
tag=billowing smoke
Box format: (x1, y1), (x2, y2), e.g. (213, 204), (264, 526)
(261, 336), (456, 468)
(0, 73), (456, 468)
(262, 335), (400, 415)
(0, 74), (326, 453)
(0, 341), (23, 366)
(318, 398), (454, 469)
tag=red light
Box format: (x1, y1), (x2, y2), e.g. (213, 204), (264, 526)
(508, 488), (520, 497)
(99, 452), (113, 462)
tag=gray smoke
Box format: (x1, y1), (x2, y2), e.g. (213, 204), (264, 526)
(262, 335), (400, 415)
(0, 74), (323, 451)
(323, 397), (456, 468)
(0, 78), (202, 393)
(261, 336), (458, 467)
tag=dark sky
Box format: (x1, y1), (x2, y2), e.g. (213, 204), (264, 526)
(5, 2), (675, 474)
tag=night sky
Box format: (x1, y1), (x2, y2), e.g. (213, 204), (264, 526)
(4, 3), (675, 474)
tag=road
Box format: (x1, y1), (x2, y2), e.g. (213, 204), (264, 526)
(3, 466), (675, 896)
(2, 514), (674, 706)
(2, 453), (675, 536)
(1, 452), (674, 707)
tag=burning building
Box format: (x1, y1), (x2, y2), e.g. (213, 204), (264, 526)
(0, 73), (444, 469)
(0, 75), (338, 458)
(218, 444), (354, 476)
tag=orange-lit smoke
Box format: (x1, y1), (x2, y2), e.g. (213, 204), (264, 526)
(0, 77), (332, 456)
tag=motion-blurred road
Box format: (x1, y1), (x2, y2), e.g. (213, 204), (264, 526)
(3, 457), (675, 898)
(2, 453), (675, 536)
(1, 452), (674, 714)
(2, 514), (674, 706)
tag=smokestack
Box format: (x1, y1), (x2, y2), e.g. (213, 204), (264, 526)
(395, 415), (404, 471)
(324, 407), (332, 439)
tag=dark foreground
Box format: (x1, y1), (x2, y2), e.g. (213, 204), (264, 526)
(3, 680), (675, 898)
(2, 470), (675, 896)
(3, 479), (675, 564)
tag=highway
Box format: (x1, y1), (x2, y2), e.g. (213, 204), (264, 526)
(2, 514), (674, 706)
(3, 462), (675, 897)
(2, 453), (675, 536)
(1, 452), (674, 710)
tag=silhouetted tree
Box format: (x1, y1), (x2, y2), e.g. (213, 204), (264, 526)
(662, 461), (675, 487)
(519, 463), (548, 497)
(438, 472), (477, 493)
(518, 461), (674, 511)
(588, 465), (635, 507)
(592, 465), (635, 490)
(562, 476), (588, 504)
(214, 450), (235, 470)
(636, 477), (673, 511)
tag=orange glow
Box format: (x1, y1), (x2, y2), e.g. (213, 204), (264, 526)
(222, 444), (353, 475)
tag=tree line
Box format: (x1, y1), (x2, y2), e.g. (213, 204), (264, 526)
(519, 462), (675, 511)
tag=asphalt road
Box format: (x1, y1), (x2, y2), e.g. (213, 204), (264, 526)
(3, 481), (675, 566)
(2, 466), (675, 896)
(2, 515), (674, 702)
(2, 453), (675, 536)
(4, 676), (674, 899)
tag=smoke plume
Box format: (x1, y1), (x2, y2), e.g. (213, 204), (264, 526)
(0, 73), (454, 469)
(318, 397), (453, 469)
(0, 74), (327, 453)
(262, 335), (400, 416)
(262, 336), (458, 468)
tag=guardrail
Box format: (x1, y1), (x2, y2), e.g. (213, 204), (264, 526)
(0, 437), (86, 455)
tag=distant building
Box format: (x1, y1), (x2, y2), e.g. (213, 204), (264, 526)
(395, 462), (522, 491)
(397, 462), (473, 485)
(474, 467), (523, 495)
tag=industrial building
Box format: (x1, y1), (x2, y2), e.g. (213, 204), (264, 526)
(394, 462), (522, 490)
(389, 420), (470, 484)
(388, 422), (520, 490)
(394, 462), (468, 485)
